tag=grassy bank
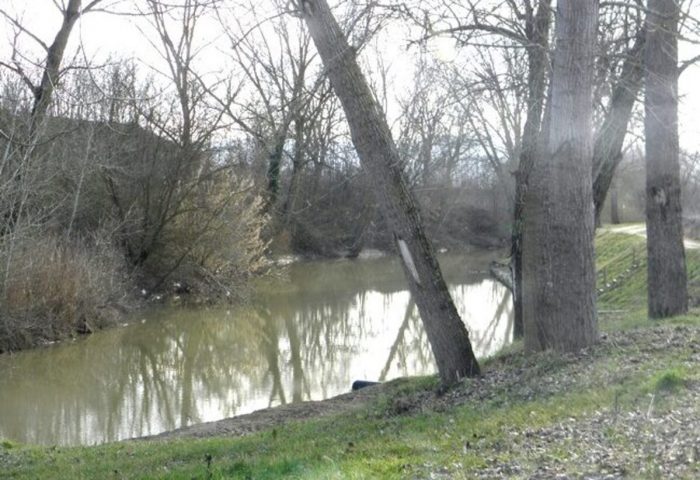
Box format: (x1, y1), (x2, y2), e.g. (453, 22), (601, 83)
(2, 227), (699, 479)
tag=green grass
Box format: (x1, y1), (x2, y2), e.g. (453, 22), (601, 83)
(595, 228), (648, 312)
(647, 367), (690, 394)
(2, 226), (700, 479)
(595, 226), (700, 330)
(3, 342), (698, 479)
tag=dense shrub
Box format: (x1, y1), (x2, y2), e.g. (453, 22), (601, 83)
(141, 182), (271, 300)
(0, 234), (134, 352)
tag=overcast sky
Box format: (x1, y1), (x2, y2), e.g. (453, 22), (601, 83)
(2, 0), (699, 151)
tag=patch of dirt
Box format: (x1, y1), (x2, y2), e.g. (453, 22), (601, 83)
(141, 379), (394, 441)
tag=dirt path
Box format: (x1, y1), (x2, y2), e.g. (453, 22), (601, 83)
(139, 379), (399, 441)
(607, 223), (700, 249)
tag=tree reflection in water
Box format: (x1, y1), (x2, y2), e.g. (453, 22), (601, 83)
(0, 252), (512, 446)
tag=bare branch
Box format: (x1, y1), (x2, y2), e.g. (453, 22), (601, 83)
(0, 9), (50, 51)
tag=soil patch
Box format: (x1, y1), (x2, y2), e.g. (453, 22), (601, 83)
(142, 379), (395, 441)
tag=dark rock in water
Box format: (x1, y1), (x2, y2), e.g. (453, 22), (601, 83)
(76, 317), (93, 335)
(489, 261), (513, 292)
(351, 380), (380, 391)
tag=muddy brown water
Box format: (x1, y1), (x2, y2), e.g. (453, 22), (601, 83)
(0, 251), (512, 446)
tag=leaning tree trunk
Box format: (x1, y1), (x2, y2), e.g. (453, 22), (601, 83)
(644, 0), (688, 318)
(521, 0), (598, 352)
(510, 0), (552, 339)
(298, 0), (480, 383)
(593, 29), (645, 227)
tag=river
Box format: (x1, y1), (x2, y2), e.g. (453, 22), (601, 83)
(0, 251), (512, 446)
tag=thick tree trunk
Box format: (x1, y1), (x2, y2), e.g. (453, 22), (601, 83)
(299, 0), (480, 383)
(593, 30), (645, 226)
(644, 0), (688, 318)
(510, 0), (552, 339)
(521, 0), (598, 352)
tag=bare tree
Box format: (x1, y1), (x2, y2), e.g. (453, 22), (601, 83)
(214, 4), (374, 256)
(461, 47), (526, 207)
(394, 54), (498, 244)
(214, 3), (331, 214)
(0, 0), (105, 136)
(398, 0), (552, 339)
(0, 0), (105, 289)
(295, 0), (480, 384)
(644, 0), (688, 317)
(521, 0), (599, 351)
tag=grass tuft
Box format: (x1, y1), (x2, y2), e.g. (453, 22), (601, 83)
(1, 440), (17, 449)
(650, 368), (689, 394)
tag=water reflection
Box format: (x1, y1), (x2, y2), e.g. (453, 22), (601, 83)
(0, 252), (512, 446)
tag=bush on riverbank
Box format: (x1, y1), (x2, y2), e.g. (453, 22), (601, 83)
(0, 234), (134, 353)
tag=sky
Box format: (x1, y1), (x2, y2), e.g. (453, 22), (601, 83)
(1, 0), (699, 152)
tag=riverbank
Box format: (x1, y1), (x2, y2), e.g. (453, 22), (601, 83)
(0, 242), (500, 356)
(2, 318), (698, 479)
(1, 228), (699, 479)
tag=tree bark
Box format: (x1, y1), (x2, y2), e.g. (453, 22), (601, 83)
(282, 117), (305, 221)
(298, 0), (480, 383)
(266, 137), (285, 209)
(644, 0), (688, 318)
(510, 0), (552, 339)
(593, 29), (645, 226)
(30, 0), (84, 136)
(610, 180), (621, 224)
(522, 0), (599, 352)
